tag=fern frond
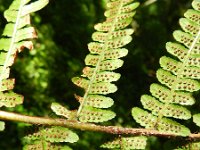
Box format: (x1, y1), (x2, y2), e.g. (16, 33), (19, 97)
(132, 0), (200, 136)
(0, 0), (48, 108)
(70, 0), (139, 123)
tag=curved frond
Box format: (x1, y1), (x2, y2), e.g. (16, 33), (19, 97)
(132, 0), (200, 136)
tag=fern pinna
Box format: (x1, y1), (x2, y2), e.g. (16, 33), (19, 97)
(0, 0), (48, 130)
(132, 0), (200, 137)
(51, 0), (139, 123)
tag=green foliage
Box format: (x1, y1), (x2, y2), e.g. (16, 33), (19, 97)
(132, 0), (200, 138)
(0, 0), (200, 150)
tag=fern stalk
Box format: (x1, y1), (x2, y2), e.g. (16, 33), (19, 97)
(2, 110), (200, 139)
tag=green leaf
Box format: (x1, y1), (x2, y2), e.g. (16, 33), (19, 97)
(173, 30), (200, 49)
(101, 136), (147, 150)
(51, 103), (75, 119)
(72, 77), (117, 94)
(192, 0), (200, 12)
(193, 113), (200, 127)
(100, 59), (124, 71)
(79, 106), (116, 123)
(89, 82), (118, 94)
(25, 126), (79, 143)
(157, 69), (200, 92)
(75, 94), (114, 108)
(104, 48), (129, 59)
(166, 42), (200, 67)
(150, 83), (195, 105)
(94, 18), (133, 32)
(92, 29), (133, 42)
(88, 42), (103, 54)
(184, 9), (200, 25)
(105, 2), (139, 17)
(0, 66), (10, 80)
(85, 55), (124, 69)
(72, 77), (89, 89)
(107, 0), (135, 9)
(132, 107), (190, 136)
(82, 70), (121, 82)
(21, 0), (49, 16)
(180, 18), (199, 35)
(15, 27), (37, 42)
(86, 49), (128, 63)
(166, 42), (191, 59)
(0, 92), (23, 107)
(106, 11), (136, 23)
(23, 140), (73, 150)
(0, 51), (15, 67)
(0, 121), (5, 131)
(160, 56), (200, 79)
(141, 95), (191, 120)
(0, 79), (15, 92)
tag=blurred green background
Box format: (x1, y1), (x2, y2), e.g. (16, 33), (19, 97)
(0, 0), (196, 149)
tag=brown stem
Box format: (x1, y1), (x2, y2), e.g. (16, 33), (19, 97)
(0, 110), (199, 139)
